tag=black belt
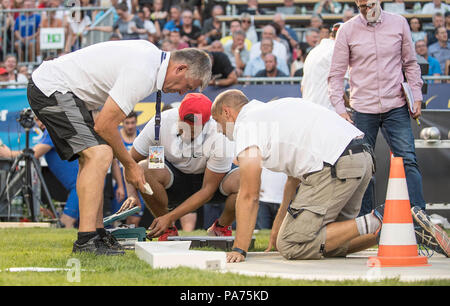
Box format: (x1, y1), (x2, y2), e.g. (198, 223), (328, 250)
(324, 138), (374, 178)
(340, 138), (367, 158)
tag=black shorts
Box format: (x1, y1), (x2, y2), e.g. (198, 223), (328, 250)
(27, 80), (107, 161)
(164, 160), (236, 211)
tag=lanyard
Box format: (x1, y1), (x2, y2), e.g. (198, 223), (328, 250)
(155, 51), (167, 144)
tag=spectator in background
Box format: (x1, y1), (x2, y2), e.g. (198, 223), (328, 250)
(3, 54), (28, 88)
(256, 169), (287, 230)
(422, 0), (449, 15)
(255, 54), (287, 77)
(13, 0), (24, 20)
(383, 0), (406, 15)
(223, 30), (250, 77)
(291, 42), (308, 76)
(202, 5), (223, 44)
(163, 5), (182, 37)
(239, 0), (266, 15)
(137, 7), (159, 43)
(304, 28), (320, 52)
(245, 38), (289, 76)
(302, 23), (341, 110)
(270, 22), (291, 59)
(208, 51), (238, 87)
(43, 0), (68, 26)
(415, 40), (442, 83)
(65, 3), (92, 53)
(427, 12), (446, 46)
(18, 64), (29, 79)
(446, 11), (450, 31)
(0, 0), (15, 59)
(240, 13), (258, 45)
(309, 14), (323, 30)
(319, 24), (331, 42)
(14, 0), (41, 63)
(161, 39), (175, 51)
(276, 0), (301, 15)
(169, 29), (189, 50)
(221, 19), (252, 51)
(209, 40), (224, 52)
(150, 0), (168, 30)
(41, 0), (63, 28)
(410, 17), (427, 44)
(314, 0), (342, 14)
(249, 25), (288, 63)
(273, 13), (299, 53)
(428, 26), (450, 73)
(87, 2), (145, 40)
(37, 0), (47, 8)
(342, 7), (355, 22)
(179, 9), (203, 47)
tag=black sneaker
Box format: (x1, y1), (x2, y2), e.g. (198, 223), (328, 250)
(102, 231), (124, 251)
(72, 235), (125, 256)
(411, 206), (450, 257)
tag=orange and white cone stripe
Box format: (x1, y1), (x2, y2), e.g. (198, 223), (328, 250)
(368, 157), (428, 267)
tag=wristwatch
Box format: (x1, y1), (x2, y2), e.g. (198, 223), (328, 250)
(232, 247), (247, 258)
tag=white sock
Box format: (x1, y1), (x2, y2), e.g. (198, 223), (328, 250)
(355, 213), (381, 235)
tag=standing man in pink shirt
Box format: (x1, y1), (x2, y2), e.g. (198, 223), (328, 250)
(328, 0), (426, 217)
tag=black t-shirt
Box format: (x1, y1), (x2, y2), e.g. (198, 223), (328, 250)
(210, 52), (235, 78)
(180, 25), (202, 46)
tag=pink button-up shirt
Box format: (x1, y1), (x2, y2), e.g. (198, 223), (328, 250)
(328, 11), (423, 114)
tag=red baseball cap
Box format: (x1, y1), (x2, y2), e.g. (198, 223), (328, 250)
(0, 67), (8, 75)
(178, 93), (212, 125)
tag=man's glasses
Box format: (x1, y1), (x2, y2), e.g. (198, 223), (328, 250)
(241, 20), (251, 23)
(356, 3), (376, 10)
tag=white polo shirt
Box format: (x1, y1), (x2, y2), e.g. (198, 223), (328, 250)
(32, 40), (169, 115)
(233, 98), (363, 178)
(301, 38), (335, 111)
(133, 108), (234, 175)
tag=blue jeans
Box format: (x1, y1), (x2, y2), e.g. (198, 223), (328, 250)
(353, 105), (426, 216)
(256, 201), (280, 229)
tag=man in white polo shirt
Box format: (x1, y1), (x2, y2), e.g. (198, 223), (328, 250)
(211, 89), (386, 263)
(28, 40), (212, 255)
(301, 23), (342, 111)
(122, 93), (239, 241)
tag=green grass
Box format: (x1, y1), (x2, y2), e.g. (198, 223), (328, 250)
(0, 228), (449, 286)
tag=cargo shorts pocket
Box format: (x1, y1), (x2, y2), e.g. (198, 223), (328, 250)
(282, 205), (327, 245)
(335, 155), (367, 180)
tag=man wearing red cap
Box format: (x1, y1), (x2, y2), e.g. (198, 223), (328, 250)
(121, 93), (239, 240)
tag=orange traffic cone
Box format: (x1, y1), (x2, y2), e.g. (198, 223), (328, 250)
(367, 157), (429, 267)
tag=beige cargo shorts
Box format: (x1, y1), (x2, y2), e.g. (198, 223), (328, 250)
(276, 151), (373, 260)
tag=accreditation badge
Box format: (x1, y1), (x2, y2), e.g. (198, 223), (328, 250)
(148, 146), (165, 169)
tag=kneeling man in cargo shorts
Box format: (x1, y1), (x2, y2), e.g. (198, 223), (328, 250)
(211, 89), (384, 263)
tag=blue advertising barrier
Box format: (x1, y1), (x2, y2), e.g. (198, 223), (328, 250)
(1, 84), (449, 150)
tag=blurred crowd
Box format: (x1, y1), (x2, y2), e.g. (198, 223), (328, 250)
(0, 0), (449, 88)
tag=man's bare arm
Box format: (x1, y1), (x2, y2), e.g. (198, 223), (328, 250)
(94, 96), (146, 192)
(228, 146), (262, 263)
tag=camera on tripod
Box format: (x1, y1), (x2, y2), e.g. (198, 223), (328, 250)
(17, 108), (35, 130)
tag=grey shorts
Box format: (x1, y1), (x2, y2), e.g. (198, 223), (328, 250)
(27, 80), (107, 161)
(276, 151), (374, 260)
